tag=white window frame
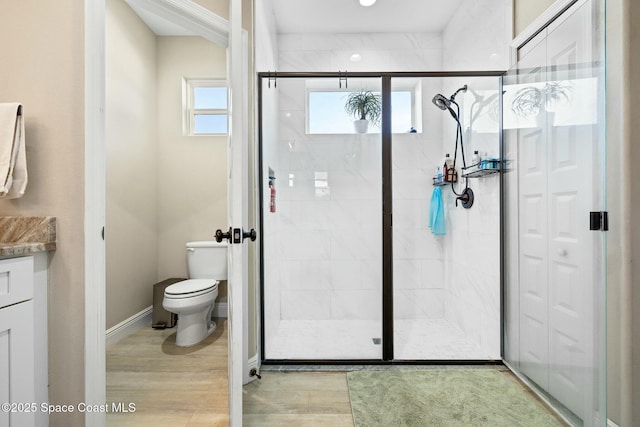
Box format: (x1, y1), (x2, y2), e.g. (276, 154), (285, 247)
(183, 78), (228, 136)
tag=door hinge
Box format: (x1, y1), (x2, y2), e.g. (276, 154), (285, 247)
(589, 211), (608, 231)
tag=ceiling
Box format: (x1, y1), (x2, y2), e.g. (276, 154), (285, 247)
(271, 0), (464, 34)
(127, 0), (464, 36)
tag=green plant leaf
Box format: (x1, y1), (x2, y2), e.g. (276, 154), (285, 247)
(344, 90), (382, 126)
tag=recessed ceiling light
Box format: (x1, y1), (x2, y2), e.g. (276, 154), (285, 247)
(350, 53), (362, 62)
(359, 0), (376, 6)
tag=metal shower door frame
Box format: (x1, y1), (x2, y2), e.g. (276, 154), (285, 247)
(257, 70), (505, 365)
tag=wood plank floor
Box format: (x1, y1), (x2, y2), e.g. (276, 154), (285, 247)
(106, 318), (229, 426)
(106, 318), (354, 426)
(107, 321), (565, 427)
(243, 371), (355, 426)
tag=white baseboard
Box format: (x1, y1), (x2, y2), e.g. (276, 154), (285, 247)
(607, 419), (620, 427)
(106, 306), (153, 348)
(106, 302), (227, 348)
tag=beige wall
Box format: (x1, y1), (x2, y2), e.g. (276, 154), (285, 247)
(513, 0), (556, 36)
(607, 0), (640, 423)
(0, 1), (86, 426)
(628, 0), (640, 423)
(156, 36), (228, 300)
(106, 0), (159, 329)
(606, 0), (624, 422)
(0, 1), (247, 425)
(106, 8), (229, 326)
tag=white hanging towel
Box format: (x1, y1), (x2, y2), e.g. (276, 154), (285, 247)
(0, 103), (27, 199)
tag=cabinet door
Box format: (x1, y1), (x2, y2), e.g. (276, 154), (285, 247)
(0, 301), (35, 427)
(0, 256), (33, 309)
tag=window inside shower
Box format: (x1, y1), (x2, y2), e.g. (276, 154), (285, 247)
(259, 73), (502, 362)
(307, 87), (416, 134)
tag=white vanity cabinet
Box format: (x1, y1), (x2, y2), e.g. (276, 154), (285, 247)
(0, 254), (48, 427)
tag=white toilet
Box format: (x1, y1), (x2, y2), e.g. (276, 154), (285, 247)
(162, 241), (227, 347)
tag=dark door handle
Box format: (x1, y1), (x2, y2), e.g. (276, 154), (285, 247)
(214, 227), (233, 243)
(243, 228), (257, 242)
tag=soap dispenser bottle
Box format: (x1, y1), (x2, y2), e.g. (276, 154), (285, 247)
(443, 154), (453, 182)
(471, 150), (481, 170)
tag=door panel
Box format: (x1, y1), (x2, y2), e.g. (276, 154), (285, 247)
(0, 301), (35, 427)
(504, 0), (606, 425)
(228, 3), (248, 424)
(546, 2), (594, 418)
(261, 77), (383, 361)
(517, 36), (549, 388)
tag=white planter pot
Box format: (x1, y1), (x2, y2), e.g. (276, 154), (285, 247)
(353, 119), (369, 133)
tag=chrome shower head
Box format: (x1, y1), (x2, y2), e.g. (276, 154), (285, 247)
(433, 93), (459, 120)
(433, 85), (468, 121)
(432, 93), (450, 111)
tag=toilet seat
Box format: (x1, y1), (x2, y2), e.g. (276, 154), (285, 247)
(164, 279), (218, 299)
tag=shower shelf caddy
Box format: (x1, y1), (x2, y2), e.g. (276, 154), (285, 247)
(432, 173), (458, 186)
(462, 159), (502, 178)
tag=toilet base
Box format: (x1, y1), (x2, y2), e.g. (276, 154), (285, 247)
(175, 303), (216, 347)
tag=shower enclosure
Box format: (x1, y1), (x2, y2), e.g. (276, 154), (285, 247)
(259, 72), (503, 362)
(256, 1), (606, 425)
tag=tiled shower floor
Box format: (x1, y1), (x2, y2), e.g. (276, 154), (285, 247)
(265, 318), (493, 361)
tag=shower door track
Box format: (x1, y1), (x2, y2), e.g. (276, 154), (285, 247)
(257, 70), (506, 365)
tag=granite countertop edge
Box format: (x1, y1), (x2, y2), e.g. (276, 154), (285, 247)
(0, 216), (57, 257)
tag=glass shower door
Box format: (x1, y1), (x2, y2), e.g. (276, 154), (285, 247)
(391, 76), (502, 361)
(503, 0), (606, 424)
(261, 76), (383, 360)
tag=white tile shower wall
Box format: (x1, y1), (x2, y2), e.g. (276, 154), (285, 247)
(255, 0), (279, 71)
(437, 77), (502, 358)
(442, 0), (511, 71)
(271, 79), (383, 322)
(392, 77), (448, 320)
(273, 36), (449, 322)
(278, 32), (443, 72)
(439, 0), (510, 358)
(261, 79), (282, 343)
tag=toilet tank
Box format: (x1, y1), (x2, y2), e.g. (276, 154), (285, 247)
(186, 241), (228, 280)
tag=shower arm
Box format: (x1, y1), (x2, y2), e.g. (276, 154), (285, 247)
(449, 100), (471, 198)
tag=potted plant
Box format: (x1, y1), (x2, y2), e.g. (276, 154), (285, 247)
(344, 90), (382, 133)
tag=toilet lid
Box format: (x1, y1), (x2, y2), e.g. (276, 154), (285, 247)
(165, 279), (218, 297)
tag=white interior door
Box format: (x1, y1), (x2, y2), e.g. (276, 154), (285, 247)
(227, 0), (249, 425)
(517, 33), (550, 391)
(545, 3), (594, 418)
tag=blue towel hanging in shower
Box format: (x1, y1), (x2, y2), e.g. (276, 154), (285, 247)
(429, 186), (446, 235)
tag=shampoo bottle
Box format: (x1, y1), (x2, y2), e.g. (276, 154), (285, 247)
(472, 150), (481, 170)
(443, 154), (453, 182)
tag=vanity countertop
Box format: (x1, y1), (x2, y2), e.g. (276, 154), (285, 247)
(0, 216), (56, 257)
